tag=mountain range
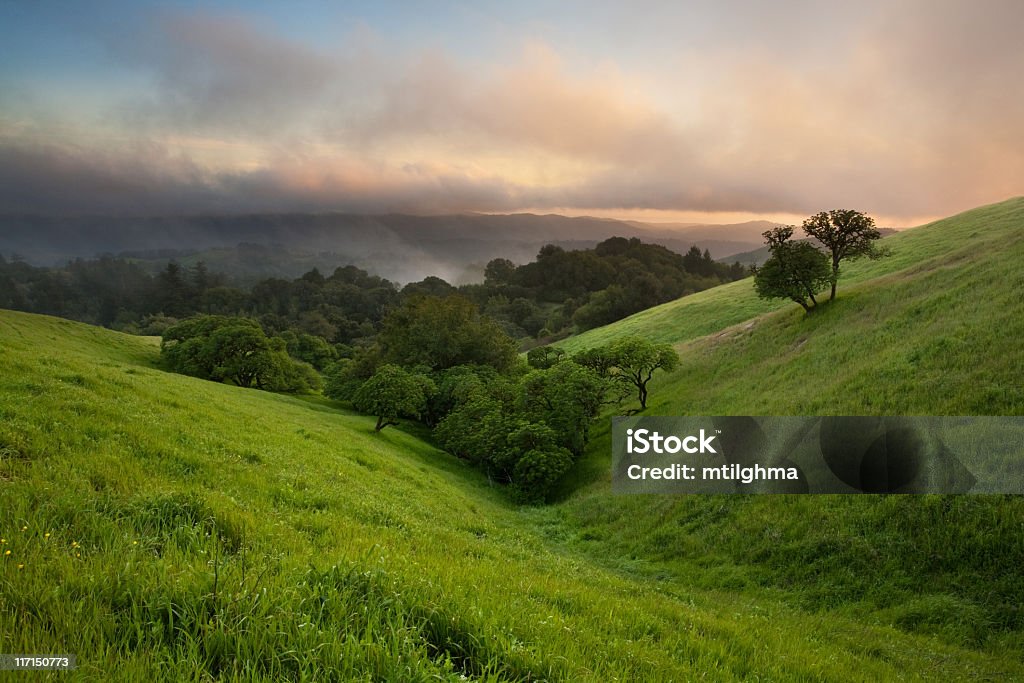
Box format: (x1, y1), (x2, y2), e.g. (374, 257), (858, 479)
(0, 213), (778, 284)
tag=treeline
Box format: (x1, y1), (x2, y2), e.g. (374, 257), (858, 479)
(0, 254), (395, 353)
(468, 239), (748, 337)
(0, 237), (747, 348)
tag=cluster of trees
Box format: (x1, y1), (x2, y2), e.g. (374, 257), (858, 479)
(0, 255), (398, 349)
(472, 238), (748, 336)
(2, 242), (683, 355)
(2, 234), (746, 347)
(0, 254), (166, 327)
(753, 210), (885, 311)
(325, 294), (679, 502)
(3, 242), (695, 502)
(161, 316), (322, 393)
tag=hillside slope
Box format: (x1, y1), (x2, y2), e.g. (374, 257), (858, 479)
(1, 310), (1020, 680)
(556, 196), (1024, 353)
(548, 198), (1024, 656)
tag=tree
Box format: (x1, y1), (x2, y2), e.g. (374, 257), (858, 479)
(156, 262), (192, 317)
(161, 315), (319, 393)
(526, 345), (565, 369)
(203, 322), (275, 388)
(484, 258), (517, 286)
(378, 295), (518, 372)
(353, 364), (435, 431)
(422, 364), (500, 427)
(519, 361), (607, 456)
(400, 276), (457, 299)
(753, 227), (832, 312)
(801, 209), (883, 300)
(512, 447), (574, 504)
(280, 330), (339, 371)
(602, 337), (680, 410)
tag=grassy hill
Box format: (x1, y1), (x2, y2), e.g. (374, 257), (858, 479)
(556, 197), (1024, 354)
(1, 310), (1020, 680)
(544, 197), (1024, 659)
(2, 198), (1023, 680)
(557, 197), (1023, 476)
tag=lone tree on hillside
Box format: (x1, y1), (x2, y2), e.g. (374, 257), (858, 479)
(801, 209), (884, 300)
(753, 226), (832, 312)
(584, 336), (680, 410)
(353, 364), (435, 431)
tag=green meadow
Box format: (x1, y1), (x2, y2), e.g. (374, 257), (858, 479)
(2, 197), (1023, 680)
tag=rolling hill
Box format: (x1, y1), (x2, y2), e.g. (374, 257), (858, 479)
(557, 197), (1024, 354)
(0, 316), (1017, 679)
(547, 197), (1024, 659)
(1, 198), (1022, 679)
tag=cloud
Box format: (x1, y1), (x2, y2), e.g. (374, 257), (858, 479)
(113, 12), (340, 136)
(0, 137), (534, 215)
(3, 2), (1023, 218)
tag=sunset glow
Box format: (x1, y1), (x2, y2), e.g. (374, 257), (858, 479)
(2, 1), (1022, 220)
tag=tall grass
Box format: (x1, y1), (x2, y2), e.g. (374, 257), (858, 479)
(548, 198), (1024, 658)
(2, 309), (1021, 679)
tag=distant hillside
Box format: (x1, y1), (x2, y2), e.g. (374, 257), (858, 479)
(0, 213), (769, 285)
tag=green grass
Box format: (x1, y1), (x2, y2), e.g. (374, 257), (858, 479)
(2, 310), (1021, 680)
(3, 197), (1024, 680)
(543, 197), (1024, 662)
(555, 196), (1024, 353)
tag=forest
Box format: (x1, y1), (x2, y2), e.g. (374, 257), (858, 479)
(0, 237), (747, 348)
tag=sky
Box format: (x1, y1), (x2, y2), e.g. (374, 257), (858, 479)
(1, 0), (1022, 226)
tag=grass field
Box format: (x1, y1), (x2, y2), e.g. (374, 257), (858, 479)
(1, 198), (1023, 680)
(557, 197), (1024, 481)
(546, 197), (1024, 665)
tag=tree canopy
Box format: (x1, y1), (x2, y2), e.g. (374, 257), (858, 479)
(597, 337), (680, 410)
(378, 295), (518, 372)
(161, 315), (321, 393)
(801, 209), (883, 300)
(753, 228), (832, 312)
(352, 364), (435, 431)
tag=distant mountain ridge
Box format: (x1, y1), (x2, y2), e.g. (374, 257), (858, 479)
(0, 212), (775, 284)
